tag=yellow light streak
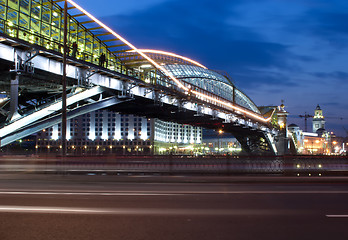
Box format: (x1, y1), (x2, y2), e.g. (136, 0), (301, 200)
(127, 49), (207, 69)
(191, 90), (271, 122)
(66, 0), (270, 123)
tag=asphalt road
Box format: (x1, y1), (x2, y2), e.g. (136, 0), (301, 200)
(0, 174), (348, 240)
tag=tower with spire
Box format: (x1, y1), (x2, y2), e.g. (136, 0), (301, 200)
(312, 104), (325, 134)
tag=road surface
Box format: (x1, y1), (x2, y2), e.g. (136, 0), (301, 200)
(0, 174), (348, 240)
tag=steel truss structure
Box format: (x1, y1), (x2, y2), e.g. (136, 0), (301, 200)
(0, 0), (282, 155)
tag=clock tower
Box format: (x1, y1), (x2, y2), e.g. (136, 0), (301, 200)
(312, 104), (325, 133)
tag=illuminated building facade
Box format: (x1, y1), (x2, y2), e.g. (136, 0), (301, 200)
(35, 110), (202, 155)
(288, 105), (334, 155)
(288, 126), (330, 155)
(153, 120), (202, 154)
(302, 133), (329, 155)
(202, 129), (242, 154)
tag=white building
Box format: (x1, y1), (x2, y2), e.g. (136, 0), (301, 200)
(312, 104), (326, 134)
(35, 109), (202, 155)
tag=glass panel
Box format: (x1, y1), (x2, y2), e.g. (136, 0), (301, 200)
(0, 0), (128, 77)
(7, 7), (18, 23)
(51, 5), (60, 31)
(69, 20), (77, 41)
(6, 8), (17, 37)
(31, 0), (41, 20)
(19, 0), (29, 14)
(0, 3), (6, 21)
(77, 28), (85, 59)
(9, 0), (19, 7)
(30, 17), (40, 34)
(51, 24), (59, 38)
(41, 21), (49, 37)
(93, 39), (100, 65)
(42, 11), (50, 24)
(19, 12), (29, 29)
(0, 18), (4, 33)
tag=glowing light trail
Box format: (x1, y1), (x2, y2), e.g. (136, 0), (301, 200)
(127, 49), (207, 69)
(66, 0), (188, 91)
(66, 0), (270, 123)
(191, 90), (272, 122)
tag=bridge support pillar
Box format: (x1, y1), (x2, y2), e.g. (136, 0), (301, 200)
(234, 133), (276, 155)
(275, 132), (289, 155)
(8, 73), (20, 121)
(275, 101), (290, 155)
(78, 68), (91, 87)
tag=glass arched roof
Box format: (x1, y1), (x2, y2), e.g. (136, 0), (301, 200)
(163, 64), (260, 114)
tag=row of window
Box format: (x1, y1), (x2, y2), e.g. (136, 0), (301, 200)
(37, 140), (151, 146)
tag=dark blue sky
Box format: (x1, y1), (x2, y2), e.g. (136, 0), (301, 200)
(79, 0), (348, 136)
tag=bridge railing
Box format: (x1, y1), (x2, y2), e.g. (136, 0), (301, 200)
(0, 0), (136, 74)
(0, 155), (346, 176)
(0, 0), (182, 89)
(180, 80), (270, 126)
(283, 155), (348, 176)
(0, 18), (126, 73)
(0, 17), (182, 96)
(151, 69), (267, 125)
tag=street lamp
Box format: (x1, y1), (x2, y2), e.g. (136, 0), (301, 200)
(61, 0), (68, 156)
(218, 129), (223, 154)
(332, 141), (337, 154)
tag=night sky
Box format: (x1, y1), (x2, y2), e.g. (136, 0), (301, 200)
(78, 0), (348, 136)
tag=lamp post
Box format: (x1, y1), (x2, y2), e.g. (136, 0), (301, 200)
(61, 0), (68, 157)
(332, 141), (337, 154)
(218, 129), (223, 154)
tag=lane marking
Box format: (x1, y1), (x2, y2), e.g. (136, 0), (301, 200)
(0, 205), (295, 216)
(0, 206), (108, 214)
(0, 190), (348, 197)
(326, 215), (348, 218)
(0, 191), (181, 196)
